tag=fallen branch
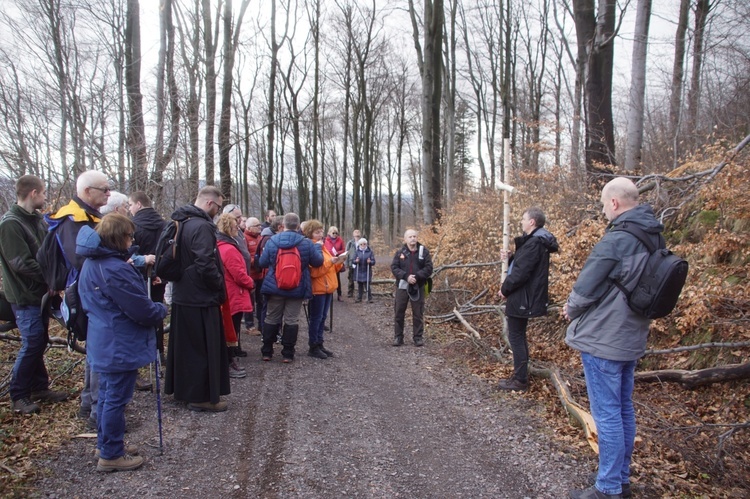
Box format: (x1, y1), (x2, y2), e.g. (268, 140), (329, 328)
(635, 362), (750, 388)
(532, 367), (599, 453)
(453, 309), (481, 340)
(644, 341), (750, 356)
(0, 332), (74, 348)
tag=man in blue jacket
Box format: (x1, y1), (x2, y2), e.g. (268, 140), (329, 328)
(258, 213), (323, 362)
(564, 177), (663, 499)
(497, 207), (558, 392)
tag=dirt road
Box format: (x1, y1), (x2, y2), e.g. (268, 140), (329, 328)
(36, 295), (590, 498)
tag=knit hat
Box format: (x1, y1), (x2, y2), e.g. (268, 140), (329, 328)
(358, 238), (368, 246)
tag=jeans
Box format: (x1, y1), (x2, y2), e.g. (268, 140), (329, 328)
(96, 370), (137, 460)
(9, 305), (49, 401)
(581, 352), (636, 496)
(506, 316), (529, 382)
(308, 293), (332, 345)
(393, 288), (424, 340)
(80, 357), (100, 420)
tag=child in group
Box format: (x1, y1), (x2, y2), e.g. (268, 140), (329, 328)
(352, 238), (375, 303)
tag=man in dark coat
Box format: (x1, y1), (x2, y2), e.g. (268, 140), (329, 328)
(258, 212), (323, 362)
(164, 186), (230, 412)
(129, 191), (167, 362)
(497, 207), (559, 392)
(391, 229), (433, 347)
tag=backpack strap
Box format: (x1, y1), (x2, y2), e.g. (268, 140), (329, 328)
(609, 222), (664, 297)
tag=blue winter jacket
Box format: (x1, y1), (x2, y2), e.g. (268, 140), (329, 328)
(352, 246), (375, 283)
(76, 226), (168, 373)
(258, 230), (323, 299)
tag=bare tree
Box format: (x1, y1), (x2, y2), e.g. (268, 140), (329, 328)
(686, 0), (713, 131)
(623, 0), (651, 172)
(669, 0), (690, 147)
(202, 0), (221, 186)
(125, 0), (148, 189)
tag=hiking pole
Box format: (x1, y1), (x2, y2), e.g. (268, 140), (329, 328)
(366, 262), (371, 301)
(147, 264), (164, 455)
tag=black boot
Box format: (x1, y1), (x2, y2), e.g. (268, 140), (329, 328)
(308, 344), (328, 359)
(392, 335), (404, 346)
(261, 323), (280, 360)
(280, 324), (299, 362)
(235, 334), (248, 357)
(319, 343), (334, 357)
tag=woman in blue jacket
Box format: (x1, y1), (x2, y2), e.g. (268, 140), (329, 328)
(353, 238), (375, 303)
(76, 214), (168, 473)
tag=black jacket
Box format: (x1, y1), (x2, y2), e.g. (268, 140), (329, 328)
(500, 227), (559, 318)
(391, 243), (433, 286)
(132, 207), (166, 256)
(170, 205), (225, 307)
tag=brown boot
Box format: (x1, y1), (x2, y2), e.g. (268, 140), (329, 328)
(96, 454), (144, 472)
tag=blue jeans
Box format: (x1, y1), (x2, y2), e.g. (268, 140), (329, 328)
(308, 293), (332, 346)
(97, 370), (137, 460)
(9, 305), (49, 401)
(581, 352), (636, 496)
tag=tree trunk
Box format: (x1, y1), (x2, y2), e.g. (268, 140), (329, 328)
(266, 0), (279, 212)
(635, 362), (750, 389)
(687, 0), (711, 131)
(202, 0), (218, 185)
(624, 0), (651, 172)
(125, 0), (148, 190)
(669, 0), (690, 141)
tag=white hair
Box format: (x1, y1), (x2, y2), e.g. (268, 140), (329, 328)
(100, 191), (128, 214)
(358, 238), (368, 246)
(76, 170), (109, 197)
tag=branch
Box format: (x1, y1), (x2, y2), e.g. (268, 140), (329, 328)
(452, 308), (480, 339)
(644, 341), (750, 356)
(635, 362), (750, 389)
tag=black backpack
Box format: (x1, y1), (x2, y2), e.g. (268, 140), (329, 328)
(154, 218), (189, 282)
(611, 223), (689, 319)
(36, 229), (70, 292)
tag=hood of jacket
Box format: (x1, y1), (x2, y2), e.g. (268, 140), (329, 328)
(217, 232), (240, 249)
(75, 225), (130, 261)
(260, 226), (276, 237)
(608, 203), (663, 235)
(170, 204), (213, 224)
(273, 230), (305, 249)
(515, 227), (560, 253)
(132, 207), (165, 231)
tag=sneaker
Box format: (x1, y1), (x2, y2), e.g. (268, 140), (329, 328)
(30, 389), (69, 403)
(497, 378), (529, 392)
(96, 454), (144, 472)
(281, 357), (294, 364)
(95, 444), (139, 458)
(414, 337), (424, 347)
(229, 361), (247, 378)
(568, 485), (622, 498)
(12, 397), (40, 415)
(392, 337), (404, 347)
(187, 401), (228, 412)
(588, 473), (631, 498)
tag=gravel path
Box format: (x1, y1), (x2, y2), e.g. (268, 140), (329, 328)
(35, 293), (591, 498)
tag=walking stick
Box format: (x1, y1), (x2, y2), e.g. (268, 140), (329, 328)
(146, 264), (164, 455)
(366, 259), (371, 301)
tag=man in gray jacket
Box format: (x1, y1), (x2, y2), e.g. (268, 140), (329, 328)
(563, 177), (663, 499)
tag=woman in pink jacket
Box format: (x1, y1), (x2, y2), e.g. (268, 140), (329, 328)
(216, 214), (254, 379)
(324, 226), (346, 302)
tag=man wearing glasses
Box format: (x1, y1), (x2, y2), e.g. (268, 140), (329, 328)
(46, 170), (110, 428)
(164, 186), (231, 412)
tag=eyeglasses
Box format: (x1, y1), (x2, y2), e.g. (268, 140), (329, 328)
(331, 232), (338, 235)
(89, 186), (111, 193)
(250, 223), (262, 228)
(224, 204), (240, 213)
(126, 233), (134, 239)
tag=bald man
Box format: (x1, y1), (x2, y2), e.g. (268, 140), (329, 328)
(390, 229), (433, 347)
(563, 177), (664, 499)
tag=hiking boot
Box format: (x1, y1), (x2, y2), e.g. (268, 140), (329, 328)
(319, 344), (334, 357)
(262, 355), (272, 362)
(96, 454), (144, 472)
(497, 377), (529, 392)
(281, 357), (294, 364)
(30, 389), (69, 403)
(392, 337), (404, 347)
(87, 416), (98, 430)
(187, 401), (228, 412)
(234, 347), (248, 358)
(13, 397), (40, 415)
(95, 444), (139, 458)
(229, 361), (247, 378)
(78, 405), (91, 420)
(568, 485), (622, 499)
(414, 337), (424, 347)
(308, 345), (328, 360)
(588, 473), (632, 498)
(135, 378), (152, 392)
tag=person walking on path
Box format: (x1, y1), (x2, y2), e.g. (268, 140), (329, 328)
(324, 226), (346, 302)
(345, 229), (361, 298)
(353, 238), (375, 303)
(258, 213), (323, 363)
(76, 214), (168, 472)
(391, 229), (433, 347)
(563, 177), (664, 499)
(305, 220), (345, 359)
(0, 175), (68, 414)
(497, 207), (559, 392)
(164, 186), (231, 413)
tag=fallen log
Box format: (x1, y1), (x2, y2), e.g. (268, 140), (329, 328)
(635, 362), (750, 388)
(453, 309), (481, 340)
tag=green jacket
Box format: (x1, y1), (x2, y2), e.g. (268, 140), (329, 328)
(0, 204), (47, 305)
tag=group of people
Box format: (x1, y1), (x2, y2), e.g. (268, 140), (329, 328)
(1, 169), (653, 497)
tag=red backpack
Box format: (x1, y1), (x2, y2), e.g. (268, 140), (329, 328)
(275, 246), (302, 290)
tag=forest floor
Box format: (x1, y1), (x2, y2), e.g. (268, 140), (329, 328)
(1, 275), (746, 498)
(7, 289), (598, 499)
